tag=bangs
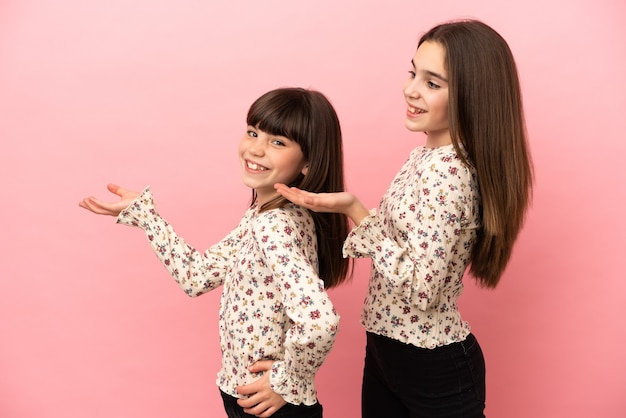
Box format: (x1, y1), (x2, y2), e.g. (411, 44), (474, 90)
(246, 89), (311, 149)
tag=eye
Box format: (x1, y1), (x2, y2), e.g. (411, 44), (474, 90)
(427, 81), (441, 89)
(247, 130), (257, 137)
(271, 139), (286, 146)
(408, 70), (416, 79)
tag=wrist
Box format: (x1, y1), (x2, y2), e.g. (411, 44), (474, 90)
(346, 200), (369, 226)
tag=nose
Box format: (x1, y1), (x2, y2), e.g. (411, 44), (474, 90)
(403, 77), (420, 99)
(248, 137), (266, 157)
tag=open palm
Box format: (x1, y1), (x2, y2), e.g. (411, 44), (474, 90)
(274, 183), (369, 225)
(79, 183), (140, 217)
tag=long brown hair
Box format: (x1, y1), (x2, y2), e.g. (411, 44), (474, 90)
(246, 87), (351, 288)
(419, 20), (533, 288)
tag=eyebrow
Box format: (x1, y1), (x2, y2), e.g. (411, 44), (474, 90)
(410, 59), (449, 82)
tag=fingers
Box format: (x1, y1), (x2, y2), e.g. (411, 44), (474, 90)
(79, 183), (141, 217)
(236, 391), (261, 407)
(274, 184), (315, 207)
(273, 183), (290, 192)
(107, 183), (134, 199)
(237, 393), (286, 417)
(78, 197), (117, 216)
(274, 184), (298, 201)
(248, 360), (274, 373)
(236, 381), (260, 397)
(236, 363), (285, 418)
(78, 194), (127, 216)
(78, 197), (103, 215)
(244, 397), (287, 417)
(238, 402), (274, 417)
(107, 183), (119, 193)
(107, 183), (131, 198)
(78, 184), (121, 215)
(245, 403), (281, 417)
(274, 183), (305, 196)
(236, 362), (271, 396)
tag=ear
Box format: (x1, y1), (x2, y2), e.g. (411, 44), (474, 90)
(301, 164), (309, 176)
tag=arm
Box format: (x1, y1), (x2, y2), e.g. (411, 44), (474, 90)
(344, 158), (477, 310)
(80, 184), (237, 296)
(238, 208), (339, 411)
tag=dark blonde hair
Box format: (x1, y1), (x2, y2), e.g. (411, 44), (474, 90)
(419, 20), (533, 288)
(246, 87), (350, 288)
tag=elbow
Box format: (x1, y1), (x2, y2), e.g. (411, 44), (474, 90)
(320, 310), (341, 341)
(330, 315), (340, 335)
(183, 287), (205, 298)
(179, 278), (216, 298)
(330, 312), (341, 337)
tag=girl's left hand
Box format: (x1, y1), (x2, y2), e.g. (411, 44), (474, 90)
(236, 360), (286, 417)
(274, 183), (370, 226)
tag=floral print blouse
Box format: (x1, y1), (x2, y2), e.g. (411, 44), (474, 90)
(117, 187), (339, 405)
(344, 145), (480, 349)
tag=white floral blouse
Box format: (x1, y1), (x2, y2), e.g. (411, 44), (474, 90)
(344, 145), (480, 349)
(117, 187), (339, 405)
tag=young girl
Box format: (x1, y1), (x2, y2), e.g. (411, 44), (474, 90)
(79, 87), (351, 418)
(275, 20), (533, 417)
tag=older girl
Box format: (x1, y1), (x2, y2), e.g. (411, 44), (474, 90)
(276, 20), (533, 417)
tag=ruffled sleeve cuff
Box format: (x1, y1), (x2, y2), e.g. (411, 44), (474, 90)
(342, 208), (387, 258)
(268, 361), (318, 406)
(116, 186), (155, 228)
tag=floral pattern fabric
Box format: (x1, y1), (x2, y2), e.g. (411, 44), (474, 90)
(117, 187), (339, 405)
(344, 145), (480, 349)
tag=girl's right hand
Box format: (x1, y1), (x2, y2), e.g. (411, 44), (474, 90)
(274, 183), (370, 226)
(79, 184), (140, 217)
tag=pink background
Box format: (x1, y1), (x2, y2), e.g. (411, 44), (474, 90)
(1, 0), (625, 417)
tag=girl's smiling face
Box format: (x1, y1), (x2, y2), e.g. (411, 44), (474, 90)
(403, 41), (451, 148)
(238, 126), (308, 206)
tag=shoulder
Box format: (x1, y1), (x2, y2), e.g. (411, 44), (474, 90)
(421, 145), (475, 182)
(252, 204), (315, 235)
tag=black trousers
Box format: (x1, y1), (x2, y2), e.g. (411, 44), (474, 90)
(362, 332), (486, 418)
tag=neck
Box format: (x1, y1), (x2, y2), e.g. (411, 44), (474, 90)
(254, 192), (283, 211)
(424, 130), (452, 148)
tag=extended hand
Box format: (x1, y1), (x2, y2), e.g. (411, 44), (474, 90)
(236, 360), (287, 417)
(79, 184), (140, 217)
(274, 183), (370, 225)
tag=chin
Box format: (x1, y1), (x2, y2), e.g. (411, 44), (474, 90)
(405, 121), (424, 133)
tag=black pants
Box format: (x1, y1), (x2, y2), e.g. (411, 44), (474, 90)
(220, 390), (323, 418)
(362, 332), (486, 418)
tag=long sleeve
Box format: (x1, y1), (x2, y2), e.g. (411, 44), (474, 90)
(115, 189), (339, 401)
(116, 186), (240, 296)
(252, 207), (339, 405)
(344, 146), (479, 348)
(344, 154), (477, 310)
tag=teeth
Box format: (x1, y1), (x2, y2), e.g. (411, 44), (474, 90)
(247, 161), (267, 171)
